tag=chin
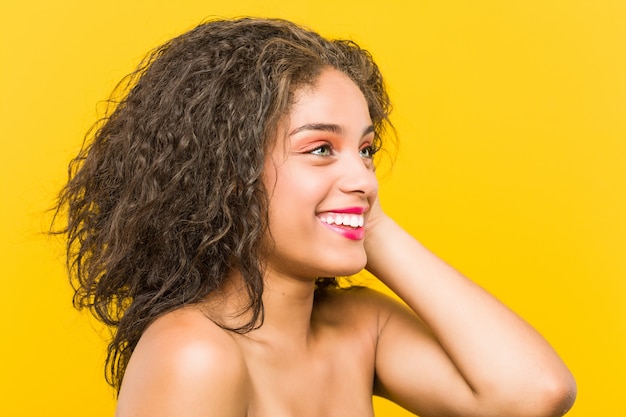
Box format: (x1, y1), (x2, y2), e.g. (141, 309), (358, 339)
(323, 258), (367, 278)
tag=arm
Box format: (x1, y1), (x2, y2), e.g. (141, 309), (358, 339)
(366, 203), (576, 417)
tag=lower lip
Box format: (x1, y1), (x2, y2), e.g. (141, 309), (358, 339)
(319, 221), (365, 241)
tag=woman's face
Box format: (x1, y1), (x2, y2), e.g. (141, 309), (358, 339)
(263, 68), (378, 281)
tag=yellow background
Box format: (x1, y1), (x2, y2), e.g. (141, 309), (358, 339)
(1, 0), (624, 415)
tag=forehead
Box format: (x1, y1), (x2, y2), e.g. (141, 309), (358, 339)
(266, 69), (374, 159)
(286, 69), (372, 132)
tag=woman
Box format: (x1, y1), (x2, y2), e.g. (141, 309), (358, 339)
(54, 17), (576, 416)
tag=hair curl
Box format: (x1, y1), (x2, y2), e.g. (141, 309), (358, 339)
(52, 17), (392, 392)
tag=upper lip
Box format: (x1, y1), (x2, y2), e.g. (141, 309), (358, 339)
(320, 206), (367, 215)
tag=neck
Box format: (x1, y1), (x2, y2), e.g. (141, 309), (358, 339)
(205, 268), (318, 345)
(259, 269), (317, 343)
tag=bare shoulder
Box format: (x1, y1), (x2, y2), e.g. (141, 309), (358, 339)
(116, 307), (249, 417)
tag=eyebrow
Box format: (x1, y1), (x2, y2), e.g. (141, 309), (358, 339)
(288, 123), (375, 137)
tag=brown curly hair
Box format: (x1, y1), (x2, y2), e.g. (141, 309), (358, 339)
(53, 17), (392, 392)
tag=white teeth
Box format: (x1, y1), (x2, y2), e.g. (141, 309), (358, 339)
(349, 216), (359, 228)
(319, 213), (364, 228)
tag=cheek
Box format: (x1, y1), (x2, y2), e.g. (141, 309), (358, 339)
(274, 165), (326, 201)
(269, 178), (313, 219)
(265, 170), (327, 241)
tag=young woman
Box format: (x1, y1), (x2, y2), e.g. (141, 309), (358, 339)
(54, 17), (576, 416)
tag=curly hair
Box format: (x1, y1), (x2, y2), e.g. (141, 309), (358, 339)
(52, 17), (392, 392)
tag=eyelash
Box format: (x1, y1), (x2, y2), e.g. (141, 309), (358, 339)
(309, 144), (333, 156)
(360, 144), (379, 159)
(307, 143), (379, 159)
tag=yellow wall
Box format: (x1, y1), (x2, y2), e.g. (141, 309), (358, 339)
(2, 1), (624, 415)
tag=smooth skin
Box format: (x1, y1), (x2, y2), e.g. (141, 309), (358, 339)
(115, 69), (576, 417)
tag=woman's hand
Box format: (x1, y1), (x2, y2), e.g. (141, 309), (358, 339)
(363, 195), (394, 275)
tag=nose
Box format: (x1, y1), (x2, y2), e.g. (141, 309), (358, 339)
(337, 151), (378, 197)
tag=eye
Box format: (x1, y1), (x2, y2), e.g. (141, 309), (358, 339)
(309, 144), (332, 156)
(359, 144), (379, 159)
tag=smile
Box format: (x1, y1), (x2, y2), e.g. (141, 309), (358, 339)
(318, 213), (364, 228)
(317, 212), (366, 241)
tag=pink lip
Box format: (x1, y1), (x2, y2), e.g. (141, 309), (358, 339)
(324, 206), (367, 214)
(320, 222), (365, 240)
(317, 207), (367, 241)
